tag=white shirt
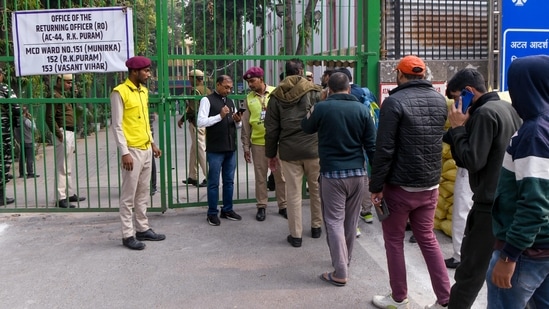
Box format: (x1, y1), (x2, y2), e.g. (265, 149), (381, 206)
(197, 96), (242, 129)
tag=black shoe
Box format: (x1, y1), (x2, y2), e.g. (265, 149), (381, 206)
(220, 210), (242, 221)
(182, 178), (198, 186)
(56, 199), (76, 208)
(0, 197), (15, 205)
(26, 174), (40, 178)
(136, 229), (166, 241)
(207, 214), (220, 226)
(278, 208), (288, 219)
(123, 236), (146, 250)
(68, 194), (85, 202)
(445, 257), (460, 269)
(6, 174), (13, 180)
(256, 208), (266, 221)
(287, 235), (302, 247)
(312, 227), (322, 239)
(409, 235), (417, 243)
(196, 179), (207, 188)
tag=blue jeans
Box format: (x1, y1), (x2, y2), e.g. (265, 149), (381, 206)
(486, 250), (549, 309)
(206, 151), (236, 215)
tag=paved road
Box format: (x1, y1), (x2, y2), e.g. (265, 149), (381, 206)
(0, 203), (487, 309)
(0, 114), (487, 308)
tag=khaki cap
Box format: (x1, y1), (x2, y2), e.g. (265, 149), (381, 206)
(189, 69), (204, 77)
(58, 74), (73, 81)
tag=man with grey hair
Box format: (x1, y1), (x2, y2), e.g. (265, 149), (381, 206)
(197, 75), (243, 226)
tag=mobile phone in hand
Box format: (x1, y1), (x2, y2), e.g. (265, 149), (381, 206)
(374, 199), (390, 221)
(457, 89), (474, 114)
(238, 108), (246, 115)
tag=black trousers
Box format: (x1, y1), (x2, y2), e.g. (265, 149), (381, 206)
(448, 205), (495, 309)
(19, 143), (34, 176)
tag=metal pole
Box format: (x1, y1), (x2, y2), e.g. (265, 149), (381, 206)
(487, 0), (496, 90)
(364, 0), (381, 98)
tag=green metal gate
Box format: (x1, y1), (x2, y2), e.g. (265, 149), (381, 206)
(0, 0), (378, 212)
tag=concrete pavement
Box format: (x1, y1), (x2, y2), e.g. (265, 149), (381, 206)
(0, 114), (487, 308)
(0, 203), (487, 309)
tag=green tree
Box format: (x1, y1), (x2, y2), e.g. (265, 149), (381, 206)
(182, 0), (319, 82)
(183, 0), (258, 80)
(275, 0), (320, 55)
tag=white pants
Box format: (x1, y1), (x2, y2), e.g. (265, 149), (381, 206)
(54, 129), (75, 200)
(451, 167), (474, 261)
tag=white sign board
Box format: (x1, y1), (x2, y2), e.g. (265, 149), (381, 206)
(379, 82), (447, 105)
(12, 7), (134, 76)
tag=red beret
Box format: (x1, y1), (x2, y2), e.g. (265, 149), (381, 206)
(243, 67), (264, 80)
(125, 56), (151, 70)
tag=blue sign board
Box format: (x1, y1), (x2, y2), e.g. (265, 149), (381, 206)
(501, 0), (549, 90)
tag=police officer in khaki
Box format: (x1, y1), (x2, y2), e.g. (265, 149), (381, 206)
(178, 69), (211, 187)
(45, 74), (86, 208)
(111, 56), (165, 250)
(241, 66), (287, 221)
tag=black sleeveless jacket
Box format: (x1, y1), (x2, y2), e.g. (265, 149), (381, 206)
(205, 92), (237, 153)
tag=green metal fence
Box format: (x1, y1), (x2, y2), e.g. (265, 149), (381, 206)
(0, 0), (378, 212)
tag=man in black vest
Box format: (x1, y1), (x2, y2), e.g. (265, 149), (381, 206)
(197, 75), (243, 226)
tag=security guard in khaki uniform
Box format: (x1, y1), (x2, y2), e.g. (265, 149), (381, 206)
(111, 56), (165, 250)
(177, 69), (211, 187)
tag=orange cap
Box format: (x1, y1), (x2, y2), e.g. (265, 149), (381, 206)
(395, 55), (426, 76)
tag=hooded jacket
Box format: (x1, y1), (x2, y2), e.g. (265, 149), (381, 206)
(264, 75), (322, 161)
(492, 55), (549, 260)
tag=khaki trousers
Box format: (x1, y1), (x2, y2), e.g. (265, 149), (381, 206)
(280, 158), (322, 238)
(361, 175), (373, 213)
(188, 122), (207, 180)
(119, 147), (152, 238)
(54, 129), (75, 200)
(251, 145), (286, 209)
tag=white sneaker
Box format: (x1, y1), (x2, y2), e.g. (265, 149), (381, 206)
(425, 303), (447, 309)
(356, 227), (362, 238)
(372, 294), (410, 309)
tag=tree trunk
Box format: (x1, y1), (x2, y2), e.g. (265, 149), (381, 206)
(283, 0), (294, 55)
(295, 0), (319, 55)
